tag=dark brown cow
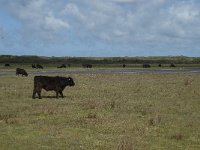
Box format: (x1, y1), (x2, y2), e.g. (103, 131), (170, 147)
(5, 63), (10, 67)
(36, 64), (43, 69)
(143, 64), (151, 68)
(32, 64), (36, 68)
(82, 64), (92, 68)
(57, 64), (66, 68)
(32, 64), (43, 69)
(170, 63), (176, 67)
(32, 76), (75, 99)
(16, 68), (28, 76)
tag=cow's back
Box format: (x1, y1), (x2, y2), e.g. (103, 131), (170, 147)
(34, 76), (59, 90)
(34, 76), (54, 84)
(16, 68), (23, 74)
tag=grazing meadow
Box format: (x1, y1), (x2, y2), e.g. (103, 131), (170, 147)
(0, 72), (200, 149)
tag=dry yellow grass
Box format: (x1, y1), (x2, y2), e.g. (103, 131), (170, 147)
(0, 73), (200, 149)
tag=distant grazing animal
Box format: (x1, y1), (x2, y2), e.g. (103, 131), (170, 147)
(57, 64), (66, 68)
(36, 64), (43, 69)
(32, 76), (75, 99)
(16, 68), (28, 77)
(158, 64), (162, 67)
(123, 64), (126, 68)
(82, 64), (92, 68)
(143, 64), (151, 68)
(5, 64), (10, 67)
(170, 63), (175, 67)
(32, 64), (36, 68)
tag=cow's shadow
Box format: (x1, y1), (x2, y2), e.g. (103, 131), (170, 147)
(43, 96), (66, 99)
(32, 96), (66, 99)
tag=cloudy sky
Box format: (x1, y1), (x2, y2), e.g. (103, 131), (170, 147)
(0, 0), (200, 57)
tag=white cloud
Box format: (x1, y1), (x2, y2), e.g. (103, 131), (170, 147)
(0, 0), (200, 56)
(170, 2), (199, 23)
(1, 0), (70, 41)
(44, 15), (69, 31)
(62, 0), (200, 44)
(63, 3), (86, 22)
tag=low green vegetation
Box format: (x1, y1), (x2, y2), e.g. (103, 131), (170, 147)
(0, 55), (200, 66)
(0, 73), (200, 149)
(1, 55), (200, 71)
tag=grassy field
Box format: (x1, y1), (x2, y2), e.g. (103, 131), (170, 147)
(0, 72), (200, 149)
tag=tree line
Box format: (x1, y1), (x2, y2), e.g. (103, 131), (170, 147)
(0, 55), (199, 65)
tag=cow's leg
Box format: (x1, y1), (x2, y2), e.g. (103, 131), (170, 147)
(59, 91), (64, 98)
(36, 88), (42, 99)
(32, 89), (36, 99)
(38, 90), (42, 99)
(56, 91), (59, 99)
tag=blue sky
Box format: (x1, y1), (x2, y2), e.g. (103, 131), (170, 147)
(0, 0), (200, 57)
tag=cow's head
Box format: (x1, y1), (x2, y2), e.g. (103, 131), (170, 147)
(66, 77), (75, 86)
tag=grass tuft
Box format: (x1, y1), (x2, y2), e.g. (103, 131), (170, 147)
(87, 112), (97, 119)
(148, 114), (161, 126)
(117, 135), (134, 150)
(170, 133), (184, 140)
